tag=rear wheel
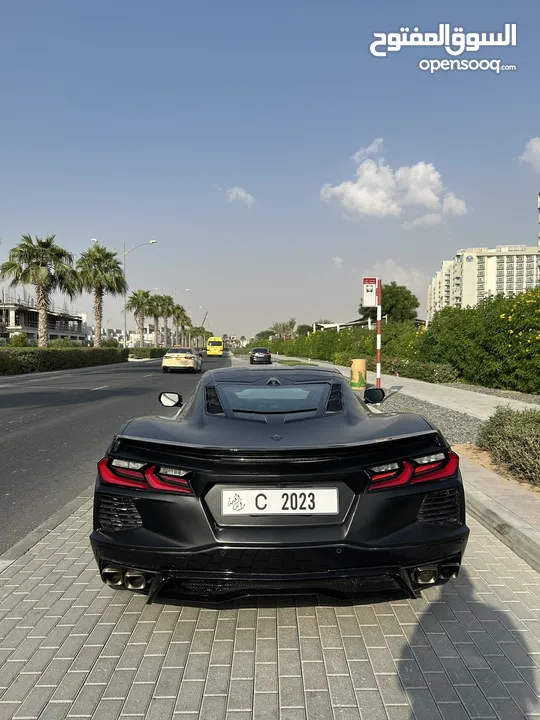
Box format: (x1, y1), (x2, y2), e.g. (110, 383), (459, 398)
(162, 367), (168, 372)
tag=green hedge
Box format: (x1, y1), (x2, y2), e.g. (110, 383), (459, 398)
(128, 347), (169, 358)
(477, 406), (540, 488)
(0, 347), (129, 375)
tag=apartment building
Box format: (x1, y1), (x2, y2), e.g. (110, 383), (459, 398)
(427, 244), (540, 320)
(0, 291), (88, 343)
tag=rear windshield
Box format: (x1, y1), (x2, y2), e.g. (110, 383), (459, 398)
(208, 340), (222, 346)
(216, 383), (328, 414)
(166, 348), (193, 354)
(251, 348), (269, 353)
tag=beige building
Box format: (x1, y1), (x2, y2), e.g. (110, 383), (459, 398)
(427, 244), (540, 320)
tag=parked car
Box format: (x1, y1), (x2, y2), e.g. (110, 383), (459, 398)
(249, 347), (272, 364)
(90, 366), (469, 605)
(162, 347), (202, 373)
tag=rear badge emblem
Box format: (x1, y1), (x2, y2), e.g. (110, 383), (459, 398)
(271, 435), (283, 442)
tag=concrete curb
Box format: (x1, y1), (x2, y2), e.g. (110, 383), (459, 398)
(0, 484), (95, 574)
(465, 488), (540, 575)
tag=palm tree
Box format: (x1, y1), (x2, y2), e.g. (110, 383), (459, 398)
(0, 234), (79, 347)
(160, 295), (175, 347)
(126, 290), (151, 347)
(148, 294), (163, 347)
(76, 244), (127, 348)
(173, 304), (191, 345)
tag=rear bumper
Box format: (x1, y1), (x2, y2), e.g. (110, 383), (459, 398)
(90, 534), (468, 605)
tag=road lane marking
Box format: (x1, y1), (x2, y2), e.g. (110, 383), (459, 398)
(91, 386), (109, 391)
(144, 373), (153, 377)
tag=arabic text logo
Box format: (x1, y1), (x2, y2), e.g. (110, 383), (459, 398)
(370, 23), (517, 58)
(228, 493), (245, 512)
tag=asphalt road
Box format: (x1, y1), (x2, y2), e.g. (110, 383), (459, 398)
(0, 355), (232, 554)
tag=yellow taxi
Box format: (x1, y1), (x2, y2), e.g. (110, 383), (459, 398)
(162, 347), (203, 373)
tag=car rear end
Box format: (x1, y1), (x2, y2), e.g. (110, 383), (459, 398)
(162, 348), (198, 372)
(249, 348), (271, 364)
(91, 429), (468, 605)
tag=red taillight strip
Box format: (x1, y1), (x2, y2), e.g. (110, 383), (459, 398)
(369, 462), (414, 490)
(97, 458), (147, 489)
(144, 467), (193, 495)
(410, 452), (459, 484)
(368, 452), (459, 491)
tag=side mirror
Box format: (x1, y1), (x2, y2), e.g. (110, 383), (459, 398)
(364, 387), (386, 405)
(159, 392), (183, 407)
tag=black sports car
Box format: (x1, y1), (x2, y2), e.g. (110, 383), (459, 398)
(249, 347), (272, 364)
(90, 366), (469, 605)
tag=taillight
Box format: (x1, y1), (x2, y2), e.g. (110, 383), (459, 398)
(144, 467), (193, 494)
(97, 458), (194, 494)
(367, 451), (459, 491)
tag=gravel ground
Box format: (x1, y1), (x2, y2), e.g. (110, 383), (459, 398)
(441, 380), (540, 406)
(373, 391), (484, 445)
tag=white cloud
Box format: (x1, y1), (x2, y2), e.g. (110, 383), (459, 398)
(215, 185), (255, 207)
(321, 138), (468, 225)
(520, 137), (540, 172)
(355, 259), (429, 298)
(442, 192), (468, 216)
(402, 213), (444, 229)
(351, 137), (385, 164)
(332, 256), (344, 269)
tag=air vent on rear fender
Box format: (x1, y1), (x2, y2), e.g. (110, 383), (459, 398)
(206, 386), (225, 415)
(326, 383), (343, 413)
(99, 495), (142, 532)
(417, 489), (461, 525)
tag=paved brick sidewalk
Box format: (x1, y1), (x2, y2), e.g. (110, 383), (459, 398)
(1, 500), (539, 719)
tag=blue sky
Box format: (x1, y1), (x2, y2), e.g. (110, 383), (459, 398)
(0, 0), (538, 338)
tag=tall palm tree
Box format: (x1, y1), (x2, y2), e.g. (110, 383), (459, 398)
(160, 294), (175, 347)
(76, 244), (127, 348)
(126, 290), (151, 347)
(148, 294), (163, 347)
(0, 234), (79, 347)
(172, 304), (191, 345)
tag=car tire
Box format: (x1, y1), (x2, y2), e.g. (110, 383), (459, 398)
(162, 367), (168, 372)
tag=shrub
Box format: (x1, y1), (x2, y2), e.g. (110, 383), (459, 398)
(48, 337), (78, 347)
(9, 333), (28, 347)
(0, 347), (129, 375)
(477, 406), (540, 488)
(128, 347), (168, 358)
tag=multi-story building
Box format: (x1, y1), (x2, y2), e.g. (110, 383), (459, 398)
(427, 244), (540, 320)
(0, 291), (88, 343)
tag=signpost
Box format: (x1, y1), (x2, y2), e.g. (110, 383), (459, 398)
(362, 277), (382, 388)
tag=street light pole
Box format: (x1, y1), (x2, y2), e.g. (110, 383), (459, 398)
(123, 241), (127, 349)
(115, 239), (157, 348)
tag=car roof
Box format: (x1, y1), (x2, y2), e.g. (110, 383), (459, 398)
(204, 365), (343, 384)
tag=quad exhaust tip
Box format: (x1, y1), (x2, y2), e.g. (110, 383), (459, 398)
(101, 566), (151, 590)
(102, 566), (124, 586)
(125, 571), (147, 590)
(412, 562), (460, 586)
(413, 565), (439, 585)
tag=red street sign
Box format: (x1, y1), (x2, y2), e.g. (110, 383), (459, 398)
(363, 277), (377, 284)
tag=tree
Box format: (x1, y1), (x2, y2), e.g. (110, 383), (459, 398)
(173, 304), (191, 345)
(296, 324), (312, 337)
(0, 234), (79, 347)
(159, 295), (175, 347)
(148, 294), (163, 347)
(255, 330), (272, 341)
(76, 243), (127, 348)
(126, 289), (151, 347)
(359, 281), (420, 322)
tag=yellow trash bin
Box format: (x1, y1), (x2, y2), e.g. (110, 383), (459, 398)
(350, 359), (366, 388)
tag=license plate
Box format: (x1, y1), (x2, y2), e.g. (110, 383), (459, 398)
(221, 488), (339, 515)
